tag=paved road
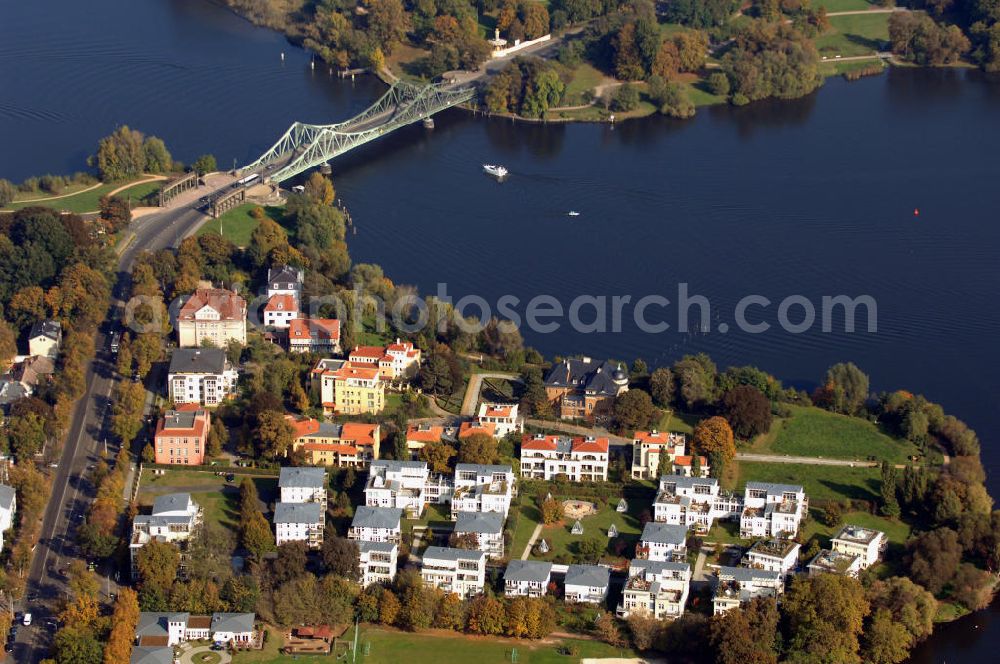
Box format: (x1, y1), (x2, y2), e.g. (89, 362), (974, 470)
(11, 186), (218, 663)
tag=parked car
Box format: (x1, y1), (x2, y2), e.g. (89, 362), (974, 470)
(22, 614), (32, 626)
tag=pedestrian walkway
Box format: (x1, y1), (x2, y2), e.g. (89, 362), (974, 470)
(521, 523), (544, 560)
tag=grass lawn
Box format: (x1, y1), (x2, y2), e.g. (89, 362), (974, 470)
(821, 57), (886, 77)
(196, 203), (261, 247)
(528, 498), (643, 564)
(815, 13), (889, 57)
(561, 63), (607, 106)
(509, 495), (543, 559)
(801, 509), (911, 546)
(657, 409), (699, 435)
(734, 460), (881, 502)
(137, 468), (278, 537)
(7, 178), (163, 213)
(817, 0), (875, 11)
(685, 80), (727, 107)
(751, 405), (918, 463)
(403, 502), (451, 537)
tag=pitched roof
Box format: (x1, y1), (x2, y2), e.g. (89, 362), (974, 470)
(406, 423), (445, 442)
(210, 612), (255, 634)
(264, 293), (298, 312)
(0, 485), (14, 511)
(130, 646), (174, 664)
(178, 288), (246, 321)
(156, 408), (208, 437)
(267, 265), (302, 286)
(504, 560), (552, 584)
(716, 565), (782, 584)
(136, 612), (190, 638)
(543, 357), (627, 397)
(459, 420), (496, 439)
(629, 559), (690, 576)
(358, 541), (397, 555)
(168, 348), (228, 375)
(520, 433), (608, 454)
(349, 345), (388, 359)
(273, 502), (322, 524)
(289, 318), (340, 341)
(351, 505), (402, 530)
(672, 455), (708, 467)
(455, 510), (504, 535)
(28, 319), (61, 341)
(745, 481), (804, 496)
(370, 460), (426, 473)
(422, 546), (485, 563)
(152, 493), (194, 515)
(658, 475), (719, 491)
(641, 522), (688, 546)
(279, 466), (326, 489)
(564, 564), (610, 588)
(455, 463), (513, 477)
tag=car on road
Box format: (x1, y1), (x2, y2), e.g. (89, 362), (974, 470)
(22, 613), (32, 626)
(225, 473), (235, 483)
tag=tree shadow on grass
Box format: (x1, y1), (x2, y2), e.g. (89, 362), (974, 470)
(818, 479), (879, 502)
(845, 33), (885, 52)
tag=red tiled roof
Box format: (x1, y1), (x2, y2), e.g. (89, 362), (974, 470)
(349, 346), (385, 359)
(289, 318), (340, 340)
(482, 405), (513, 418)
(634, 430), (670, 445)
(572, 437), (609, 454)
(459, 421), (496, 439)
(406, 424), (444, 442)
(332, 362), (380, 380)
(341, 422), (378, 446)
(264, 293), (298, 312)
(673, 455), (708, 467)
(521, 434), (560, 451)
(178, 288), (246, 321)
(286, 414), (321, 438)
(155, 409), (209, 437)
(303, 442), (359, 455)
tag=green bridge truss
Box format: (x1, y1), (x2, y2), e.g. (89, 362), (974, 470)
(242, 80), (475, 183)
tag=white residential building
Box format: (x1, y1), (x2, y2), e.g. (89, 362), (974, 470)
(474, 402), (524, 438)
(631, 430), (686, 480)
(28, 320), (62, 359)
(167, 348), (238, 407)
(420, 546), (486, 598)
(564, 564), (610, 604)
(210, 613), (257, 645)
(807, 549), (865, 578)
(653, 475), (741, 532)
(504, 560), (553, 597)
(453, 511), (505, 559)
(743, 538), (800, 575)
(619, 559), (691, 620)
(639, 522), (688, 562)
(278, 467), (327, 504)
(288, 318), (341, 355)
(831, 525), (886, 569)
(274, 502), (324, 549)
(712, 566), (784, 616)
(0, 485), (17, 552)
(266, 265), (303, 298)
(136, 611), (253, 646)
(519, 434), (609, 482)
(348, 506), (402, 543)
(451, 463), (514, 518)
(365, 460), (428, 518)
(358, 541), (398, 587)
(740, 482), (808, 538)
(425, 472), (454, 505)
(263, 293), (299, 328)
(176, 287), (248, 348)
(130, 493), (202, 574)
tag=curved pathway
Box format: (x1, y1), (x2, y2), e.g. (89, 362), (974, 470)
(460, 372), (522, 417)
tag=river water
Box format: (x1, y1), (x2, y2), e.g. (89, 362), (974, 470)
(2, 1), (999, 660)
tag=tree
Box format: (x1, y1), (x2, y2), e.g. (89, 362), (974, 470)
(103, 588), (140, 664)
(254, 409), (295, 459)
(575, 537), (604, 563)
(53, 627), (104, 664)
(239, 476), (260, 523)
(673, 354), (717, 409)
(721, 386), (772, 439)
(304, 172), (335, 205)
(610, 83), (641, 111)
(7, 412), (47, 462)
(866, 577), (936, 644)
(627, 613), (662, 651)
(674, 30), (710, 72)
(595, 613), (626, 647)
(950, 563), (994, 610)
(321, 536), (360, 580)
(141, 443), (155, 464)
(888, 11), (971, 65)
(367, 0), (410, 54)
(142, 136), (172, 173)
(692, 416), (736, 463)
(206, 416), (226, 457)
(541, 497), (563, 524)
(272, 541), (310, 585)
(111, 381), (145, 444)
(467, 594), (506, 635)
(649, 367), (675, 407)
(420, 440), (457, 473)
(613, 389), (657, 431)
(709, 597), (779, 664)
(821, 362), (869, 415)
(435, 592), (466, 630)
(242, 510), (275, 558)
(880, 461), (901, 518)
(458, 433), (499, 465)
(0, 178), (15, 207)
(906, 527), (962, 594)
(657, 82), (695, 119)
(782, 574), (870, 663)
(722, 21), (823, 104)
(191, 154), (217, 175)
(652, 40), (681, 79)
(708, 71), (731, 96)
(95, 126), (147, 181)
(135, 540), (180, 595)
(862, 608), (912, 664)
(379, 589), (401, 625)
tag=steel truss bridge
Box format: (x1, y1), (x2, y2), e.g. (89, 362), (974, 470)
(242, 80), (475, 183)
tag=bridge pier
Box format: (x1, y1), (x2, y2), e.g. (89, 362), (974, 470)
(209, 187), (246, 219)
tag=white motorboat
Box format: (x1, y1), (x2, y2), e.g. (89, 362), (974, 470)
(483, 164), (508, 178)
(567, 211), (580, 217)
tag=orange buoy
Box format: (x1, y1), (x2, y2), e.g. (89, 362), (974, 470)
(913, 208), (920, 216)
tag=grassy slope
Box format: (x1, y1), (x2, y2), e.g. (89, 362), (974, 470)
(815, 13), (890, 58)
(195, 203), (262, 247)
(7, 179), (163, 213)
(751, 405), (918, 463)
(734, 460), (882, 502)
(817, 0), (875, 11)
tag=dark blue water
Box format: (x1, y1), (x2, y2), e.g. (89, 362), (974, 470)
(2, 2), (999, 660)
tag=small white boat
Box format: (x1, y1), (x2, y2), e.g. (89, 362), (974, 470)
(483, 164), (508, 178)
(567, 211), (580, 217)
